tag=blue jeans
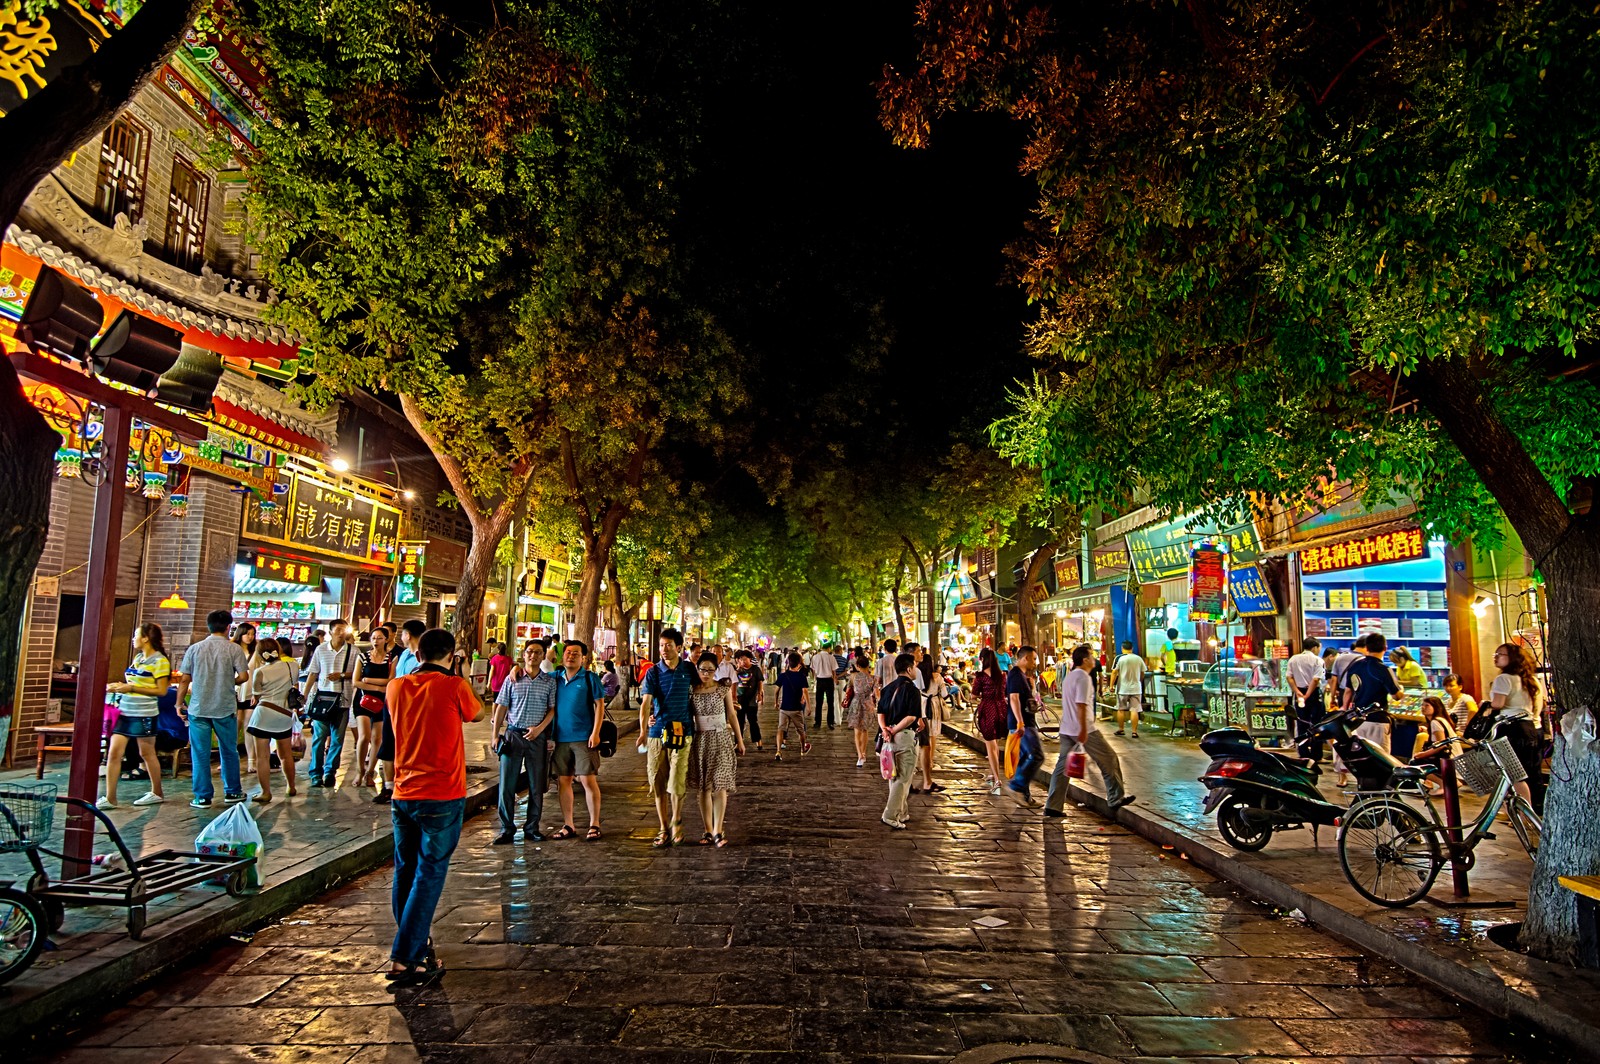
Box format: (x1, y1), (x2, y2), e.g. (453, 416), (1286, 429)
(391, 797), (466, 966)
(310, 707), (349, 783)
(1009, 726), (1044, 796)
(188, 714), (242, 800)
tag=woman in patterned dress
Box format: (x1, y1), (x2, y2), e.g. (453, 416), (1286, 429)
(844, 653), (880, 767)
(971, 647), (1009, 796)
(687, 652), (745, 847)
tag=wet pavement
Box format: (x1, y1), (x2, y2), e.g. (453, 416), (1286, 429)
(25, 709), (1571, 1063)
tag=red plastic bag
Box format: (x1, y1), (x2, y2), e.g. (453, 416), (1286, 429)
(1066, 750), (1087, 779)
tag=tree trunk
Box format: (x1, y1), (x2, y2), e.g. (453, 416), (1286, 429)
(0, 0), (205, 236)
(891, 550), (909, 645)
(0, 357), (60, 753)
(1016, 537), (1064, 650)
(1415, 353), (1599, 963)
(572, 549), (607, 649)
(454, 531), (501, 654)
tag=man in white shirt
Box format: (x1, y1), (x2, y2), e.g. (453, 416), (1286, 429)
(875, 638), (900, 690)
(809, 642), (839, 728)
(1110, 641), (1146, 738)
(1286, 637), (1326, 760)
(301, 618), (359, 788)
(713, 644), (739, 687)
(1044, 645), (1133, 817)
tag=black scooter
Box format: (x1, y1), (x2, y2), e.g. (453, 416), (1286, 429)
(1198, 705), (1404, 851)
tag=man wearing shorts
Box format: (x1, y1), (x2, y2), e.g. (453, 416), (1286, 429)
(773, 651), (812, 761)
(1111, 641), (1146, 738)
(551, 639), (606, 841)
(640, 628), (697, 846)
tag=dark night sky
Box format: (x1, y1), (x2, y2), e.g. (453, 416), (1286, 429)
(681, 2), (1037, 467)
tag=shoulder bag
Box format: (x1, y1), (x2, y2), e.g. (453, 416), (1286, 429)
(305, 645), (354, 723)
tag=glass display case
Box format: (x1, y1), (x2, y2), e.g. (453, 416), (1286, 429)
(1203, 659), (1293, 740)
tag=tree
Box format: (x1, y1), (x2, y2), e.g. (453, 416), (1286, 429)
(884, 0), (1600, 961)
(242, 1), (739, 649)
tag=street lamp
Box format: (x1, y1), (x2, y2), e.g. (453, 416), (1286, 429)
(331, 456), (351, 472)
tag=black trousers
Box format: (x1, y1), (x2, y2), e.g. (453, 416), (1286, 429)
(497, 737), (548, 835)
(1294, 689), (1327, 762)
(813, 677), (836, 726)
(737, 698), (762, 743)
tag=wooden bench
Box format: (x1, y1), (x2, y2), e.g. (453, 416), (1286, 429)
(33, 723), (76, 778)
(1558, 875), (1600, 969)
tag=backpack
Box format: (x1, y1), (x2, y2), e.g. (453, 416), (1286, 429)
(1462, 706), (1500, 742)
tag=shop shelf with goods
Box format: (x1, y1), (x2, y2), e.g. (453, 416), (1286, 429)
(1299, 539), (1455, 688)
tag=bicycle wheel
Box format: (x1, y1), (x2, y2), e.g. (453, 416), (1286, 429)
(1338, 798), (1441, 907)
(0, 886), (47, 986)
(1507, 795), (1542, 859)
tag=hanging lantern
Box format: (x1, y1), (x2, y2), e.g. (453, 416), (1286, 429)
(55, 446), (84, 479)
(161, 443), (183, 465)
(143, 470), (168, 499)
(168, 493), (189, 518)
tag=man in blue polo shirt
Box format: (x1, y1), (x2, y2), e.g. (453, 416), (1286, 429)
(552, 639), (606, 841)
(640, 628), (696, 847)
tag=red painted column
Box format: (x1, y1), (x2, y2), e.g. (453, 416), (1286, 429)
(62, 402), (130, 878)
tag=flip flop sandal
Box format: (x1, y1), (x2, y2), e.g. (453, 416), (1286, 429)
(671, 822), (684, 845)
(652, 831), (672, 848)
(698, 832), (715, 845)
(714, 833), (729, 848)
(550, 824), (578, 840)
(585, 826), (602, 841)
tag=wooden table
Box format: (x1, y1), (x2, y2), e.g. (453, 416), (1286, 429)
(33, 723), (77, 779)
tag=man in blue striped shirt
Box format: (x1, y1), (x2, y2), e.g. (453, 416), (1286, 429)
(490, 642), (558, 844)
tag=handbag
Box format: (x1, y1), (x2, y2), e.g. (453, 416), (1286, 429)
(843, 682), (855, 710)
(598, 717), (618, 758)
(661, 719), (689, 750)
(360, 693), (385, 714)
(304, 645), (353, 723)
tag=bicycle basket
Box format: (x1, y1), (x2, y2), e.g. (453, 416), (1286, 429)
(0, 782), (57, 853)
(1454, 736), (1527, 796)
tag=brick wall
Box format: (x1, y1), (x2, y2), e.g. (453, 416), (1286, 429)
(140, 472), (244, 660)
(8, 483), (73, 763)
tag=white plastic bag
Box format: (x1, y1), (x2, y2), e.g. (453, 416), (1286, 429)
(196, 802), (265, 888)
(880, 739), (896, 780)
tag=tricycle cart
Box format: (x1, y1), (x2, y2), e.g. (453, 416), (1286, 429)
(0, 782), (255, 983)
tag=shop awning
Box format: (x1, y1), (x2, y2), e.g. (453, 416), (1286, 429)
(1036, 589), (1111, 613)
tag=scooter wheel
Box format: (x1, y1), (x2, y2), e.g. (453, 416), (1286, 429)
(1217, 793), (1273, 851)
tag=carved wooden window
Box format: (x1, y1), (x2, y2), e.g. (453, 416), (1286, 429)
(163, 156), (210, 270)
(93, 115), (149, 224)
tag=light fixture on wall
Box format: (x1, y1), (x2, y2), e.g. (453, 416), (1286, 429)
(1472, 595), (1491, 618)
(330, 456), (350, 472)
(158, 584), (190, 610)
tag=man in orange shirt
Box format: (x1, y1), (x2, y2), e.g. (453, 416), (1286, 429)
(383, 628), (483, 986)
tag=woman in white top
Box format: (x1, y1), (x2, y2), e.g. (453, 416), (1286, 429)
(232, 623), (262, 772)
(1488, 643), (1545, 809)
(914, 658), (948, 794)
(248, 638), (301, 803)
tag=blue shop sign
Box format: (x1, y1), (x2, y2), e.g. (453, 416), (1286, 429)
(1227, 563), (1278, 617)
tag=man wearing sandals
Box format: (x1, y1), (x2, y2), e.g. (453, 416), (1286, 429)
(384, 627), (483, 987)
(550, 639), (607, 842)
(640, 628), (697, 847)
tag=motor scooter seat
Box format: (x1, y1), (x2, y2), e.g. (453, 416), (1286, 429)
(1391, 763), (1439, 782)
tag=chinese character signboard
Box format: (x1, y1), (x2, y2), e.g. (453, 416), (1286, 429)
(537, 560), (571, 596)
(1091, 544), (1129, 581)
(1299, 525), (1426, 575)
(1226, 563), (1278, 617)
(395, 541), (426, 606)
(250, 554), (322, 587)
(1128, 508), (1262, 583)
(1189, 544), (1228, 620)
(1053, 557), (1082, 591)
(243, 471), (404, 567)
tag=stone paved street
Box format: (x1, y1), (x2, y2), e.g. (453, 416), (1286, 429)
(28, 714), (1569, 1064)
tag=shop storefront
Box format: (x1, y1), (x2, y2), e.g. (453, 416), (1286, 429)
(1295, 524), (1452, 683)
(1126, 507), (1265, 667)
(238, 463), (403, 638)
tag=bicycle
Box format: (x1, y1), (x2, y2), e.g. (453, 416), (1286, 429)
(1336, 721), (1542, 907)
(0, 783), (56, 985)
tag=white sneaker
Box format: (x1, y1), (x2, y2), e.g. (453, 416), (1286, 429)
(856, 758), (866, 767)
(97, 797), (119, 809)
(132, 792), (166, 806)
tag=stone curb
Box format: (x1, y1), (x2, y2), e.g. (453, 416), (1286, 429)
(941, 721), (1600, 1059)
(7, 720), (640, 1046)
